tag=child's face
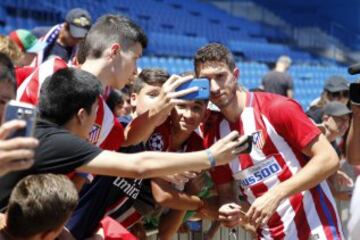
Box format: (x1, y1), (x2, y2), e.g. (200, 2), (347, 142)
(171, 101), (207, 133)
(132, 83), (162, 116)
(114, 95), (132, 117)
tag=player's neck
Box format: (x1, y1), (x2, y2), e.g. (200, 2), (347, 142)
(221, 90), (246, 123)
(80, 60), (109, 87)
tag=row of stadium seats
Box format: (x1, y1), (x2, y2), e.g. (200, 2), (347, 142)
(0, 0), (356, 110)
(0, 0), (311, 63)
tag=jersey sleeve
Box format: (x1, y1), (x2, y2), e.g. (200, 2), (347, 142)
(268, 99), (321, 152)
(34, 131), (103, 173)
(209, 165), (234, 185)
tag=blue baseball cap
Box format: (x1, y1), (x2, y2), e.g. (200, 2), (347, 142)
(65, 8), (92, 38)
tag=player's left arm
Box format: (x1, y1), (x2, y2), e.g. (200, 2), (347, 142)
(246, 99), (340, 225)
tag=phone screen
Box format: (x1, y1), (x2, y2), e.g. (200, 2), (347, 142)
(176, 78), (209, 100)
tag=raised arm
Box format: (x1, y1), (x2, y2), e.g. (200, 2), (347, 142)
(122, 75), (197, 146)
(78, 131), (250, 179)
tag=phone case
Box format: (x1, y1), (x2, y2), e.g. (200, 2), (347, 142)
(176, 78), (209, 100)
(350, 83), (360, 105)
(3, 100), (37, 139)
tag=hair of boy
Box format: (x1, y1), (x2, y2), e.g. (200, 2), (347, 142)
(75, 39), (88, 65)
(132, 68), (169, 93)
(194, 43), (236, 76)
(6, 174), (78, 238)
(83, 15), (148, 60)
(0, 35), (23, 64)
(39, 68), (102, 126)
(0, 52), (16, 91)
(106, 89), (125, 113)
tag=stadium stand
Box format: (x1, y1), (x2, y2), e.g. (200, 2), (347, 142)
(0, 0), (358, 110)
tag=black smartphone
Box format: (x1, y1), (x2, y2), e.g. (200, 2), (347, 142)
(350, 83), (360, 105)
(175, 78), (209, 100)
(2, 100), (37, 139)
(238, 135), (253, 154)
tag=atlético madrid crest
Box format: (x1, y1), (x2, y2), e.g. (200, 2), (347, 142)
(252, 130), (265, 149)
(89, 124), (101, 144)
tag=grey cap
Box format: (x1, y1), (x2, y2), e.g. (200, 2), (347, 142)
(65, 8), (92, 38)
(323, 102), (352, 116)
(324, 75), (348, 92)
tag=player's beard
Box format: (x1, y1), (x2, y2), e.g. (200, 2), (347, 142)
(213, 87), (237, 109)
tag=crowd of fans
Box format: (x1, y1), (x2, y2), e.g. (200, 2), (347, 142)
(0, 7), (359, 240)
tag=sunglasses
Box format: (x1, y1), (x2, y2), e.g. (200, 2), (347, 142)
(328, 90), (349, 98)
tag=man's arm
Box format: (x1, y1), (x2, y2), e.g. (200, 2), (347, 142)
(122, 75), (196, 147)
(346, 105), (360, 165)
(151, 178), (203, 210)
(217, 182), (237, 205)
(78, 131), (247, 179)
(246, 134), (339, 225)
(158, 210), (186, 240)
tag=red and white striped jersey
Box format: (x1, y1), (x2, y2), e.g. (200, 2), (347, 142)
(16, 57), (124, 150)
(204, 92), (343, 240)
(17, 57), (68, 104)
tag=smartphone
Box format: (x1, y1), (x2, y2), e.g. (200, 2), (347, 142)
(240, 135), (253, 154)
(350, 83), (360, 105)
(176, 78), (209, 100)
(2, 100), (37, 139)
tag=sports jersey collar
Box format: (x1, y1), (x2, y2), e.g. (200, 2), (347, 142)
(245, 91), (255, 108)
